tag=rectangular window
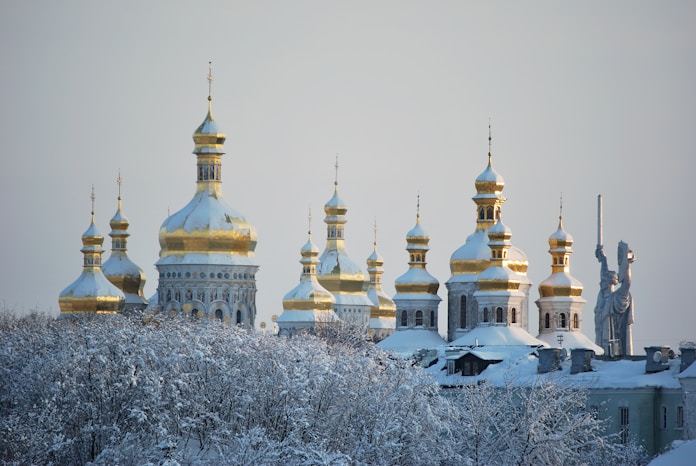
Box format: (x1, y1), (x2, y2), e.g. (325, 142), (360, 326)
(463, 362), (472, 376)
(619, 407), (629, 444)
(676, 406), (684, 429)
(660, 405), (668, 429)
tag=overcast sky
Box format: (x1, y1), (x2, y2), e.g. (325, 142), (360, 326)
(1, 1), (694, 351)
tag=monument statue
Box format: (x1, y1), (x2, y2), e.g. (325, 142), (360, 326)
(594, 195), (635, 356)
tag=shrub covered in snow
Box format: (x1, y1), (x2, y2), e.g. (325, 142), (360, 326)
(0, 312), (645, 465)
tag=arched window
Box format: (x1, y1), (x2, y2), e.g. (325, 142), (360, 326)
(573, 313), (579, 329)
(430, 310), (435, 328)
(479, 207), (485, 220)
(495, 207), (501, 220)
(191, 308), (199, 319)
(415, 310), (423, 326)
(544, 313), (550, 329)
(496, 307), (503, 323)
(511, 308), (517, 323)
(486, 206), (494, 219)
(483, 307), (489, 322)
(401, 310), (408, 327)
(236, 309), (242, 325)
(560, 313), (567, 328)
(215, 309), (223, 321)
(460, 296), (467, 328)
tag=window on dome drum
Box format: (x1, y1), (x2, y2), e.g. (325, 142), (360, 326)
(559, 313), (567, 328)
(496, 307), (503, 323)
(619, 407), (629, 444)
(496, 207), (501, 219)
(677, 406), (684, 429)
(660, 405), (668, 429)
(415, 310), (423, 326)
(511, 308), (517, 323)
(460, 296), (467, 328)
(479, 207), (485, 220)
(545, 313), (550, 329)
(483, 308), (489, 322)
(401, 310), (408, 327)
(236, 310), (242, 325)
(430, 310), (435, 327)
(486, 206), (493, 219)
(573, 313), (579, 329)
(215, 309), (223, 321)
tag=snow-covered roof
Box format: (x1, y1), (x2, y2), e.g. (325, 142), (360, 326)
(407, 221), (428, 238)
(676, 358), (696, 378)
(161, 191), (252, 235)
(377, 329), (448, 355)
(449, 325), (549, 347)
(282, 278), (334, 303)
(537, 272), (584, 290)
(427, 346), (684, 390)
(60, 268), (126, 300)
(317, 249), (366, 277)
(536, 331), (604, 355)
(649, 440), (696, 466)
(395, 267), (439, 286)
(275, 309), (338, 324)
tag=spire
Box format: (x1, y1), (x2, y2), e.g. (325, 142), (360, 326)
(488, 118), (492, 161)
(193, 61), (226, 158)
(416, 192), (421, 223)
(207, 61), (213, 102)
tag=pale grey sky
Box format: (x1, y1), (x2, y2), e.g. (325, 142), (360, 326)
(1, 1), (694, 351)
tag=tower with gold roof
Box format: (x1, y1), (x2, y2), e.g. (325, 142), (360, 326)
(155, 64), (258, 326)
(378, 201), (447, 352)
(277, 210), (338, 336)
(59, 188), (125, 315)
(535, 203), (603, 354)
(102, 174), (148, 312)
(446, 128), (531, 341)
(317, 160), (373, 327)
(366, 221), (396, 341)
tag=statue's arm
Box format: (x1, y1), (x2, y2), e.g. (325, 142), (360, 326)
(595, 245), (608, 274)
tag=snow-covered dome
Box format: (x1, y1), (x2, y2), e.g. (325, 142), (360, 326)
(394, 214), (440, 295)
(102, 192), (147, 310)
(317, 182), (371, 301)
(474, 154), (505, 195)
(157, 94), (257, 266)
(59, 203), (125, 315)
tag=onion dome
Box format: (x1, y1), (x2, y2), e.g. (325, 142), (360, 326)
(156, 67), (257, 267)
(102, 179), (148, 311)
(366, 223), (396, 330)
(394, 209), (440, 297)
(450, 129), (529, 280)
(59, 190), (125, 314)
(477, 218), (523, 292)
(278, 215), (338, 331)
(538, 214), (583, 298)
(317, 166), (370, 300)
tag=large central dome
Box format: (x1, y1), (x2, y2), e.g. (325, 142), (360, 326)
(157, 94), (257, 266)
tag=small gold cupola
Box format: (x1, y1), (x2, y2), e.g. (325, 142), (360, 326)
(394, 197), (440, 296)
(59, 187), (125, 315)
(102, 173), (148, 311)
(367, 220), (396, 337)
(538, 199), (583, 298)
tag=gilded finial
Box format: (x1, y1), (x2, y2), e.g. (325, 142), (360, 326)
(559, 193), (564, 220)
(207, 61), (213, 102)
(416, 192), (421, 223)
(488, 118), (492, 161)
(308, 206), (312, 237)
(334, 154), (339, 187)
(116, 170), (123, 200)
(90, 185), (96, 216)
(373, 217), (378, 247)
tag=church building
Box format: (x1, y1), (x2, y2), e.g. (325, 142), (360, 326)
(155, 66), (259, 326)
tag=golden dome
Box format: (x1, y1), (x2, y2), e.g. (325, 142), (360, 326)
(59, 194), (125, 314)
(157, 82), (257, 266)
(102, 188), (148, 309)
